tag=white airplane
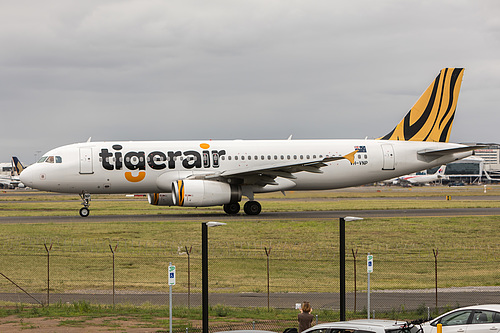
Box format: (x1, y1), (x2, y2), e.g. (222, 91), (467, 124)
(20, 68), (483, 217)
(0, 157), (26, 189)
(399, 165), (447, 185)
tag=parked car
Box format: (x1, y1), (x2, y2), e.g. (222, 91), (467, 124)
(420, 304), (500, 333)
(302, 319), (421, 333)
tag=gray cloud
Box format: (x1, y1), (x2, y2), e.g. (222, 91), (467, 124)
(1, 0), (500, 163)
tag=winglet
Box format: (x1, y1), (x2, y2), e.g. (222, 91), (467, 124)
(343, 150), (358, 164)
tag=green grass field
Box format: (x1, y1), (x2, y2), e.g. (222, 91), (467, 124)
(0, 186), (499, 331)
(0, 187), (499, 294)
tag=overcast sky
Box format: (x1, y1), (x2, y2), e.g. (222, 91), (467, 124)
(2, 0), (500, 163)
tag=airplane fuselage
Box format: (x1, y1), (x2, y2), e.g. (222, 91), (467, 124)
(21, 139), (471, 194)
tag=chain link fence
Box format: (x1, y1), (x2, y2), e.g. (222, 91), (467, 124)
(1, 235), (498, 317)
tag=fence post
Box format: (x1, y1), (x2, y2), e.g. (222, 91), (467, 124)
(265, 247), (272, 311)
(44, 243), (53, 306)
(433, 249), (438, 312)
(352, 248), (358, 313)
(185, 246), (193, 309)
(109, 243), (118, 308)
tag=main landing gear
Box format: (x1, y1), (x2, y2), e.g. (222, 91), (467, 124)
(79, 192), (91, 217)
(223, 201), (262, 216)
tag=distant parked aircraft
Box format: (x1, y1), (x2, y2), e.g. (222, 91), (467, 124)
(399, 165), (447, 185)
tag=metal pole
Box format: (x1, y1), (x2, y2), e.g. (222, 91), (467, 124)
(367, 252), (370, 319)
(44, 243), (52, 306)
(433, 249), (438, 312)
(109, 244), (117, 308)
(169, 261), (173, 333)
(340, 217), (346, 321)
(202, 223), (208, 333)
(352, 248), (358, 313)
(185, 246), (192, 309)
(265, 247), (271, 311)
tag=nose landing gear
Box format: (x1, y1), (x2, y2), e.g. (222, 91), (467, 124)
(79, 192), (91, 217)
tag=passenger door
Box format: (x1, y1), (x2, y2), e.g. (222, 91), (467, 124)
(381, 144), (395, 170)
(79, 148), (93, 174)
(466, 310), (500, 333)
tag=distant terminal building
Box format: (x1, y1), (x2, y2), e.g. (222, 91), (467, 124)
(426, 145), (500, 184)
(0, 162), (12, 177)
(473, 146), (500, 173)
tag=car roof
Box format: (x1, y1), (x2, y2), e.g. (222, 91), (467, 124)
(305, 319), (409, 331)
(214, 331), (276, 333)
(435, 304), (500, 316)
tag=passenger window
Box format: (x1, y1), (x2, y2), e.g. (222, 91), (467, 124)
(313, 155), (316, 158)
(228, 156), (232, 160)
(472, 310), (496, 324)
(235, 156), (238, 160)
(435, 310), (472, 326)
(274, 155), (277, 160)
(221, 156), (225, 160)
(306, 155), (310, 159)
(287, 155), (290, 160)
(281, 155), (284, 160)
(255, 156), (259, 160)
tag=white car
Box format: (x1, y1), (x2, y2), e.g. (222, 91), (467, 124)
(421, 304), (500, 333)
(302, 319), (421, 333)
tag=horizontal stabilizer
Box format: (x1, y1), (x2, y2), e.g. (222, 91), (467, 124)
(418, 145), (488, 156)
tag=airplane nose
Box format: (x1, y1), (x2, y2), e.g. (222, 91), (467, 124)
(19, 167), (33, 187)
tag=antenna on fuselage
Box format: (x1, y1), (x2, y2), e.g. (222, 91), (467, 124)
(87, 137), (92, 142)
(287, 135), (293, 140)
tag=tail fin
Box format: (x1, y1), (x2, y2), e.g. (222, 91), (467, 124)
(436, 165), (446, 175)
(379, 68), (464, 142)
(11, 157), (25, 175)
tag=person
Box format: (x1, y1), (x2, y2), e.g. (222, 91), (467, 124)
(298, 301), (313, 333)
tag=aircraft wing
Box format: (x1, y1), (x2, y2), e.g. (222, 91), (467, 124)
(198, 150), (358, 186)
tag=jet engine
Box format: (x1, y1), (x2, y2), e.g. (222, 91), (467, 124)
(148, 192), (175, 206)
(172, 179), (241, 207)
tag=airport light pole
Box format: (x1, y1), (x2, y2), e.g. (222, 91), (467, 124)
(202, 221), (226, 333)
(339, 216), (363, 321)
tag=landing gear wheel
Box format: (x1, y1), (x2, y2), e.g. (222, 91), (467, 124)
(79, 207), (90, 217)
(244, 201), (261, 215)
(79, 192), (91, 217)
(223, 203), (240, 215)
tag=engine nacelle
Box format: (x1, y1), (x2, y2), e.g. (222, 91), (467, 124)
(172, 179), (241, 207)
(148, 193), (175, 206)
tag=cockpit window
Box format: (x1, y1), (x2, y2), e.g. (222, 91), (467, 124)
(37, 156), (62, 164)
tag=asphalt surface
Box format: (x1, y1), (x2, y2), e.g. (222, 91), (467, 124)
(2, 288), (500, 311)
(2, 207), (500, 224)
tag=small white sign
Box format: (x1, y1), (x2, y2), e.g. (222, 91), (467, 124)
(168, 265), (176, 285)
(367, 255), (373, 273)
(295, 303), (302, 310)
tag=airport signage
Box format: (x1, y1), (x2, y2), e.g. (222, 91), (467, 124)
(168, 265), (176, 285)
(367, 255), (373, 273)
